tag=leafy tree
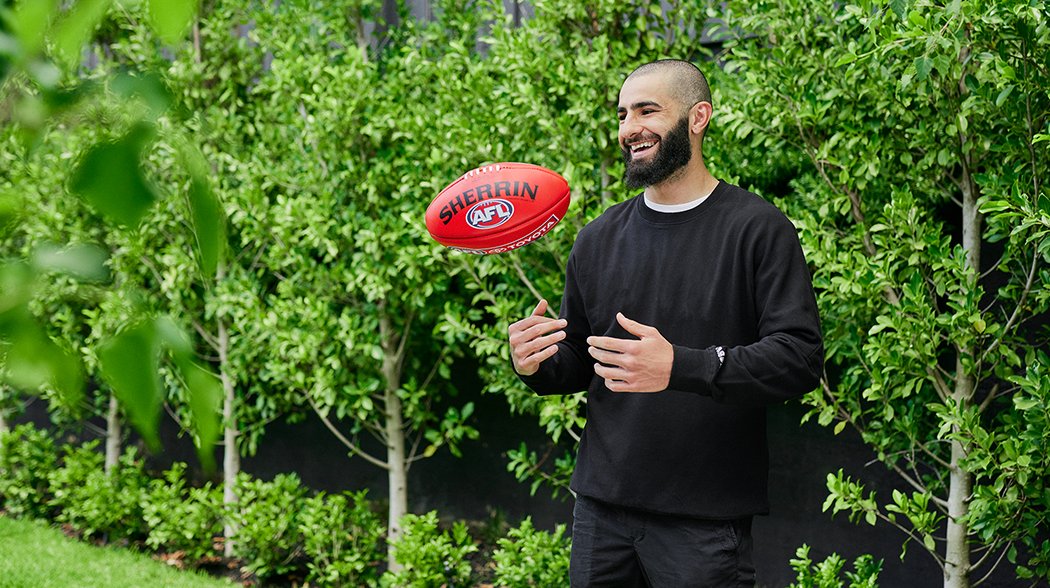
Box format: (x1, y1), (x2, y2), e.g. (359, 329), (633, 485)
(787, 544), (882, 588)
(718, 0), (1050, 585)
(200, 0), (482, 570)
(0, 0), (224, 472)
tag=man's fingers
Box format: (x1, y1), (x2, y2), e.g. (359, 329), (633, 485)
(594, 363), (633, 392)
(518, 329), (566, 356)
(531, 299), (548, 317)
(519, 340), (560, 368)
(510, 317), (566, 344)
(588, 345), (630, 369)
(616, 312), (657, 337)
(512, 328), (565, 368)
(593, 362), (627, 380)
(586, 335), (631, 353)
(508, 300), (565, 376)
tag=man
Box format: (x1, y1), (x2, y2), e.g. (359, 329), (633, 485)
(507, 59), (824, 587)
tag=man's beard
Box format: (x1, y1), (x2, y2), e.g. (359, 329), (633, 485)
(622, 113), (693, 189)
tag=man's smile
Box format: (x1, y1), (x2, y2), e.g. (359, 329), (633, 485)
(627, 138), (659, 159)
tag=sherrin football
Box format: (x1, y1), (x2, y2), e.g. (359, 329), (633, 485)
(425, 162), (571, 254)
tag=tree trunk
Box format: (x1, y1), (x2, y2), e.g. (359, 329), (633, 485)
(944, 109), (981, 587)
(379, 311), (407, 573)
(348, 4), (368, 58)
(0, 403), (8, 451)
(945, 365), (974, 588)
(104, 393), (121, 475)
(218, 317), (240, 559)
(599, 155), (613, 207)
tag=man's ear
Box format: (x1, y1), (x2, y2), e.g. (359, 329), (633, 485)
(691, 101), (713, 136)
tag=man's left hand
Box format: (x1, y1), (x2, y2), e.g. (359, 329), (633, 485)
(587, 313), (673, 393)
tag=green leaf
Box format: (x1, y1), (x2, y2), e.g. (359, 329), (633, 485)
(914, 56), (933, 81)
(99, 320), (163, 450)
(183, 152), (225, 278)
(181, 361), (222, 471)
(51, 0), (111, 68)
(111, 71), (172, 120)
(995, 86), (1014, 107)
(71, 122), (159, 227)
(0, 301), (84, 408)
(0, 189), (20, 228)
(30, 243), (109, 282)
(1014, 397), (1038, 411)
(9, 0), (59, 56)
(834, 52), (858, 67)
(147, 0), (198, 45)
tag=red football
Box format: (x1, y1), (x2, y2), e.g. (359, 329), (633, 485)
(425, 162), (571, 254)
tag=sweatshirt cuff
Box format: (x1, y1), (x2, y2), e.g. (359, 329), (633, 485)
(668, 345), (723, 395)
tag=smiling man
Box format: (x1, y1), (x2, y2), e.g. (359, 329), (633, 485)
(507, 59), (824, 587)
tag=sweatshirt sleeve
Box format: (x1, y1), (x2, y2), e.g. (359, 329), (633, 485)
(668, 213), (824, 405)
(515, 250), (595, 395)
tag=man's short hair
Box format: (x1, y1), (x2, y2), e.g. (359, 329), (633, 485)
(627, 59), (712, 109)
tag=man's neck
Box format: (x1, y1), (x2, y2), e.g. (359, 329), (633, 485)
(643, 160), (717, 206)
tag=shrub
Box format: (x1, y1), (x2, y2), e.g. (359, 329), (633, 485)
(382, 511), (477, 588)
(229, 472), (308, 581)
(788, 544), (882, 588)
(141, 462), (224, 562)
(49, 442), (149, 541)
(492, 517), (571, 588)
(300, 490), (384, 587)
(0, 423), (58, 519)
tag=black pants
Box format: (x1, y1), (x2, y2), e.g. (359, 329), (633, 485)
(569, 495), (756, 588)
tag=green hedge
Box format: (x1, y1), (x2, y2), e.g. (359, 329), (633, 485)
(0, 423), (572, 585)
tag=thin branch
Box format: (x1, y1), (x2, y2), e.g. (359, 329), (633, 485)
(973, 542), (1011, 587)
(888, 460), (949, 511)
(81, 419), (107, 438)
(566, 424), (582, 443)
(977, 383), (1002, 414)
(393, 310), (415, 378)
(405, 429), (425, 469)
(914, 439), (954, 473)
(978, 252), (1005, 279)
(512, 257), (557, 318)
(927, 367), (952, 404)
(982, 251), (1039, 364)
(308, 396), (389, 471)
(365, 421), (386, 445)
(138, 254), (167, 291)
(418, 349), (448, 397)
(873, 509), (948, 570)
(163, 401), (192, 436)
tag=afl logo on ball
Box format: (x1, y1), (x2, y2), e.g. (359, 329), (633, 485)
(466, 199), (514, 230)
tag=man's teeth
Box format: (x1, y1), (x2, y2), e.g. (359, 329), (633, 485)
(632, 141), (656, 152)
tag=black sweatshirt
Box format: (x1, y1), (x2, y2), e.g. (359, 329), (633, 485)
(518, 181), (824, 519)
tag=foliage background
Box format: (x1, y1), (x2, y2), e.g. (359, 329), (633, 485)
(2, 0), (1047, 586)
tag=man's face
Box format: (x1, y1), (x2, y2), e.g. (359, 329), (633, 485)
(617, 73), (694, 189)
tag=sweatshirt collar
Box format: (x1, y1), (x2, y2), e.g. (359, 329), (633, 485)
(637, 180), (725, 224)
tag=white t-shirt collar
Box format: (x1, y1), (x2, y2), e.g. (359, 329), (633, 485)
(643, 192), (711, 213)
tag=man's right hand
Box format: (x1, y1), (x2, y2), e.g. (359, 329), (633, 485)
(508, 299), (567, 377)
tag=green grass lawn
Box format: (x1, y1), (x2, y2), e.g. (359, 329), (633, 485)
(0, 515), (233, 588)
